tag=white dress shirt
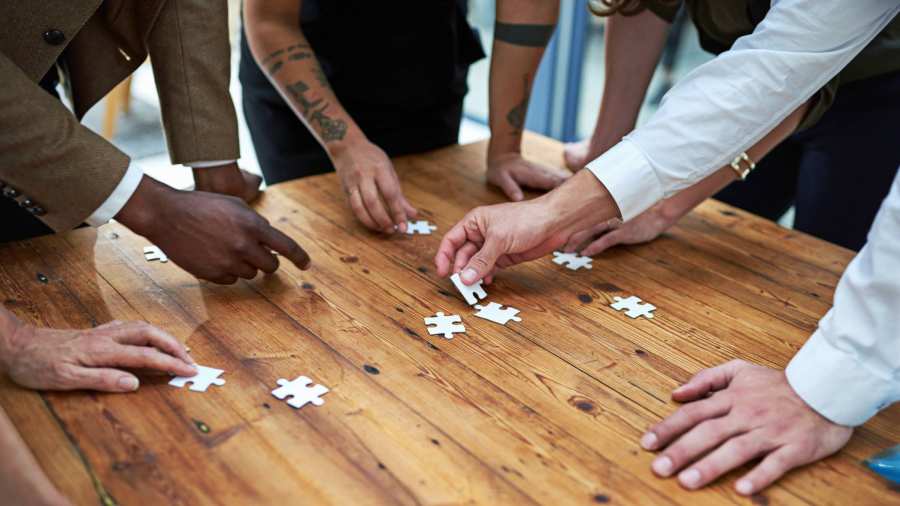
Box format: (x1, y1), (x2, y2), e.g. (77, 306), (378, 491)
(585, 0), (900, 426)
(587, 0), (900, 222)
(786, 170), (900, 426)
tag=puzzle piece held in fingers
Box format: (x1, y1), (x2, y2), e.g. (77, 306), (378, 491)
(450, 272), (488, 305)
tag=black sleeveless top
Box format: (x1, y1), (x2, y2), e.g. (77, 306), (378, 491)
(296, 0), (484, 111)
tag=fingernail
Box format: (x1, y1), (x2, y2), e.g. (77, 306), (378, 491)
(679, 468), (701, 489)
(118, 376), (139, 391)
(652, 456), (673, 477)
(735, 479), (753, 495)
(462, 268), (477, 284)
(640, 432), (658, 450)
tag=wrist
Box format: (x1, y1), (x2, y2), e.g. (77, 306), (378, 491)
(487, 140), (522, 163)
(542, 170), (621, 234)
(324, 126), (367, 162)
(0, 309), (28, 373)
(192, 162), (240, 191)
(114, 176), (177, 238)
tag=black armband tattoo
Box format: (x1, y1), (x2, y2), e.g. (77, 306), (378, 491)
(494, 22), (555, 47)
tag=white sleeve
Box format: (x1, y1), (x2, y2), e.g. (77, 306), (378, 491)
(785, 168), (900, 427)
(586, 0), (900, 221)
(85, 162), (143, 227)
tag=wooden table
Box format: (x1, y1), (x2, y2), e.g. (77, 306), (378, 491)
(1, 134), (897, 505)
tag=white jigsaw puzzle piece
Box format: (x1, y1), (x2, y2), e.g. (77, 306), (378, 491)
(450, 272), (488, 305)
(272, 376), (330, 409)
(168, 365), (226, 392)
(424, 312), (465, 339)
(143, 245), (169, 263)
(405, 220), (438, 235)
(552, 251), (592, 271)
(610, 295), (656, 319)
(473, 302), (522, 325)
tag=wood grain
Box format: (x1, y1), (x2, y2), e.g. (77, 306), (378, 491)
(1, 134), (897, 505)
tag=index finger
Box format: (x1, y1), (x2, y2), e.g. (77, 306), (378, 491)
(110, 322), (194, 366)
(435, 218), (474, 277)
(259, 225), (311, 270)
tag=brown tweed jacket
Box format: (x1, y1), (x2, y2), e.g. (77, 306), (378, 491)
(0, 0), (240, 231)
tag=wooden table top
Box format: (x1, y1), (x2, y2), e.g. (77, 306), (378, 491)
(1, 134), (897, 505)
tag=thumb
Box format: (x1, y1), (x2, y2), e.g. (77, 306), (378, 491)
(461, 238), (503, 285)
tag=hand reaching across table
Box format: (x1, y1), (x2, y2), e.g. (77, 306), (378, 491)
(116, 176), (311, 285)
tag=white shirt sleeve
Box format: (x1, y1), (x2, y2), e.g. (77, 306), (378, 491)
(85, 162), (144, 226)
(786, 168), (900, 427)
(586, 0), (900, 221)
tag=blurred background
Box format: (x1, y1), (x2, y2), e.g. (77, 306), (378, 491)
(82, 0), (711, 191)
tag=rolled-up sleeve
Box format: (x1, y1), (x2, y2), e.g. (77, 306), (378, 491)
(786, 168), (900, 427)
(585, 0), (900, 221)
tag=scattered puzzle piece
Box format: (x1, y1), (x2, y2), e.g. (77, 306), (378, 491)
(405, 220), (437, 235)
(450, 272), (488, 305)
(144, 245), (168, 263)
(474, 302), (522, 325)
(552, 251), (592, 271)
(610, 295), (656, 319)
(272, 376), (329, 409)
(424, 312), (465, 339)
(168, 365), (226, 392)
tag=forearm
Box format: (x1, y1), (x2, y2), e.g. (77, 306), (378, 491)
(658, 99), (811, 222)
(591, 10), (670, 152)
(244, 1), (362, 159)
(487, 0), (559, 159)
(0, 406), (67, 505)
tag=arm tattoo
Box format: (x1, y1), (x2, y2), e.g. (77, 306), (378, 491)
(494, 22), (555, 47)
(261, 42), (313, 75)
(286, 81), (348, 142)
(506, 76), (529, 134)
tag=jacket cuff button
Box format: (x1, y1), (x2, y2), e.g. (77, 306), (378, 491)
(2, 186), (20, 198)
(42, 29), (66, 46)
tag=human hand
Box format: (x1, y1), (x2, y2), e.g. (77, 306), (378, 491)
(486, 153), (571, 202)
(562, 201), (676, 256)
(116, 176), (311, 284)
(0, 319), (196, 392)
(436, 170), (620, 284)
(641, 360), (853, 495)
(332, 139), (417, 233)
(192, 162), (263, 203)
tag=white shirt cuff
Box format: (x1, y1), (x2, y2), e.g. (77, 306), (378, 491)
(584, 140), (665, 222)
(187, 159), (236, 169)
(85, 162), (144, 227)
(786, 329), (895, 427)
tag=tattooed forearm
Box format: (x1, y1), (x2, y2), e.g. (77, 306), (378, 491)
(506, 76), (529, 134)
(313, 65), (330, 88)
(286, 80), (348, 142)
(494, 22), (555, 47)
(261, 42), (313, 75)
